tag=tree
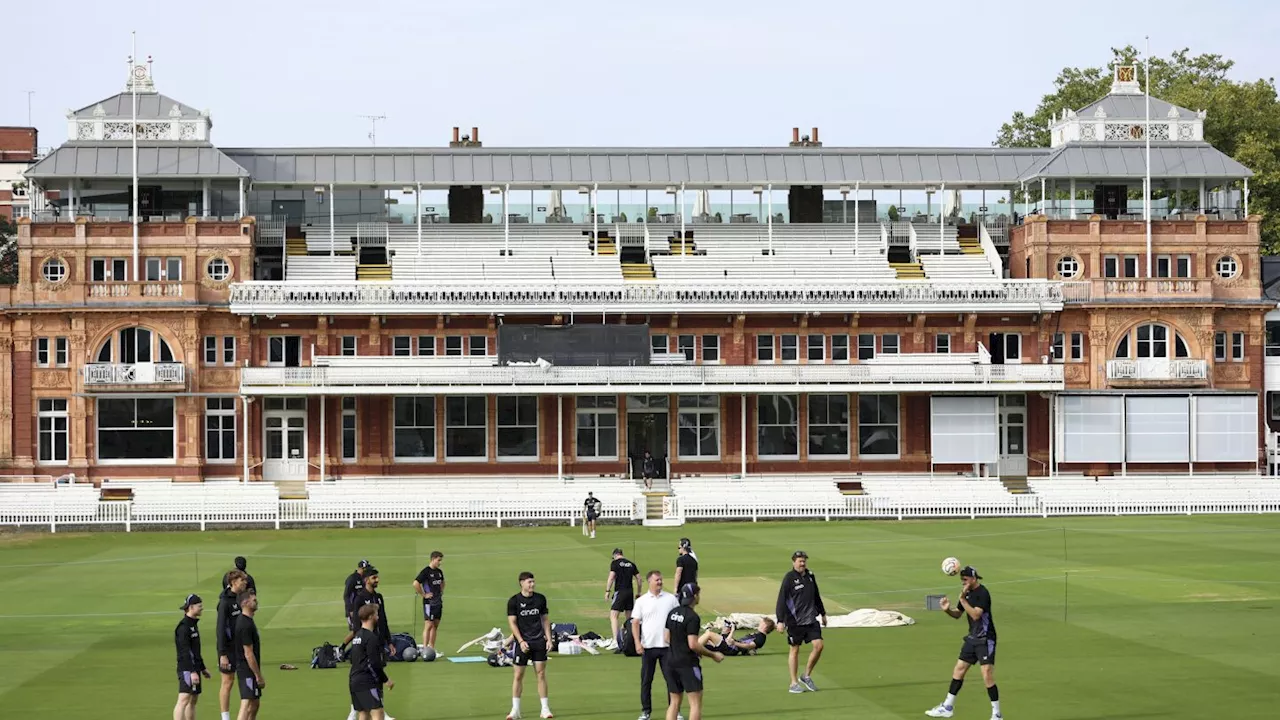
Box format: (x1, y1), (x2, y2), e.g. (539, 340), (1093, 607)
(995, 47), (1280, 251)
(0, 216), (17, 285)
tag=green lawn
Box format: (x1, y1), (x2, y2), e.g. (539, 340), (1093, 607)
(2, 516), (1277, 719)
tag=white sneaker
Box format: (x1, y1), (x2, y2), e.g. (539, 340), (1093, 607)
(540, 711), (555, 719)
(990, 714), (1003, 720)
(347, 709), (357, 720)
(925, 705), (954, 718)
(506, 713), (521, 720)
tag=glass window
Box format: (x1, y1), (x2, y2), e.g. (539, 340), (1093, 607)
(1232, 332), (1245, 361)
(1155, 255), (1171, 278)
(1213, 332), (1226, 362)
(651, 335), (669, 357)
(757, 394), (799, 458)
(91, 258), (107, 282)
(205, 397), (236, 461)
(935, 334), (951, 353)
(1136, 324), (1167, 359)
(41, 258), (67, 284)
(1055, 256), (1080, 279)
(857, 334), (875, 360)
(756, 334), (774, 362)
(1215, 256), (1239, 279)
(417, 335), (435, 356)
(780, 334), (799, 362)
(393, 336), (412, 356)
(445, 396), (486, 459)
(445, 336), (463, 356)
(1176, 255), (1192, 278)
(112, 258), (127, 281)
(204, 336), (217, 365)
(831, 334), (849, 362)
(145, 257), (163, 281)
(393, 397), (435, 459)
(1123, 255), (1138, 278)
(858, 394), (899, 457)
(166, 257), (182, 281)
(55, 338), (68, 366)
(575, 395), (618, 459)
(1051, 332), (1065, 362)
(341, 336), (358, 357)
(677, 335), (695, 362)
(1103, 256), (1119, 278)
(808, 394), (849, 457)
(96, 397), (175, 460)
(807, 334), (825, 362)
(1070, 332), (1083, 361)
(38, 398), (68, 464)
(701, 335), (719, 363)
(497, 396), (538, 458)
(223, 337), (236, 365)
(881, 334), (900, 355)
(469, 336), (487, 356)
(341, 397), (357, 461)
(677, 395), (719, 459)
(36, 337), (49, 366)
(206, 258), (230, 281)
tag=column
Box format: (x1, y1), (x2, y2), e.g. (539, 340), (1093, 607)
(320, 395), (326, 481)
(241, 396), (251, 482)
(0, 337), (12, 463)
(1069, 179), (1077, 219)
(556, 394), (564, 482)
(238, 178), (245, 218)
(202, 178), (211, 217)
(740, 393), (748, 478)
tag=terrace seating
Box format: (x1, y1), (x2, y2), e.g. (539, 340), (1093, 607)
(284, 255), (357, 282)
(1027, 475), (1280, 514)
(128, 482), (280, 525)
(919, 254), (997, 280)
(858, 475), (1031, 514)
(0, 482), (100, 526)
(650, 225), (897, 283)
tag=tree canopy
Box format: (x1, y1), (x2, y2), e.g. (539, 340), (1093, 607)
(0, 216), (16, 285)
(995, 46), (1280, 252)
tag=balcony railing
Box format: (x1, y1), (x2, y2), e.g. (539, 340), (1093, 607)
(240, 358), (1064, 393)
(1106, 359), (1208, 381)
(1062, 278), (1214, 303)
(229, 279), (1066, 314)
(83, 363), (186, 386)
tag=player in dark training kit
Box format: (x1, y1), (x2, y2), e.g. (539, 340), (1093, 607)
(583, 492), (601, 539)
(221, 556), (256, 594)
(605, 548), (641, 650)
(413, 551), (445, 652)
(353, 569), (394, 658)
(348, 603), (395, 720)
(926, 566), (1002, 720)
(776, 550), (828, 694)
(698, 617), (775, 656)
(663, 584), (723, 720)
(673, 538), (698, 589)
(174, 593), (210, 720)
(506, 571), (554, 720)
(340, 559), (372, 657)
(217, 570), (249, 720)
(233, 591), (264, 720)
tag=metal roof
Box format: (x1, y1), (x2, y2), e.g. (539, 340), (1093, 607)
(24, 143), (248, 180)
(1075, 94), (1198, 121)
(1019, 143), (1252, 181)
(221, 147), (1050, 188)
(72, 93), (204, 120)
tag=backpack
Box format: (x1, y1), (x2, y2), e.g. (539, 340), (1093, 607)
(551, 623), (578, 645)
(311, 643), (340, 669)
(619, 621), (640, 657)
(389, 632), (417, 661)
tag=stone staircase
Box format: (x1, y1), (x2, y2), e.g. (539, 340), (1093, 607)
(1000, 476), (1030, 494)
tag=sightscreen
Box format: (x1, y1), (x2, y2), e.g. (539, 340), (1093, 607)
(930, 395), (998, 464)
(1194, 394), (1258, 462)
(1060, 395), (1124, 463)
(1125, 395), (1190, 462)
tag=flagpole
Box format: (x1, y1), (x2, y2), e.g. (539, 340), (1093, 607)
(130, 31), (140, 283)
(1144, 35), (1152, 278)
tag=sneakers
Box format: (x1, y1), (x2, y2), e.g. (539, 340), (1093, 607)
(789, 683), (805, 694)
(925, 705), (954, 718)
(506, 713), (521, 720)
(346, 710), (357, 720)
(990, 714), (1003, 720)
(637, 714), (650, 720)
(799, 675), (818, 692)
(539, 712), (554, 719)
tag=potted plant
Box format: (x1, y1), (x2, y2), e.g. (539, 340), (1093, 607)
(887, 205), (900, 222)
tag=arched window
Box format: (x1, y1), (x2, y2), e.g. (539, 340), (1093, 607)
(1114, 323), (1190, 360)
(93, 327), (175, 364)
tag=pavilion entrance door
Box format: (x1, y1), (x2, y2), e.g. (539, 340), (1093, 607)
(626, 395), (670, 479)
(263, 397), (308, 482)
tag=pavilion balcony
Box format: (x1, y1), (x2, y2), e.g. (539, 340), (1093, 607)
(227, 279), (1066, 315)
(239, 354), (1064, 395)
(1105, 359), (1209, 383)
(1062, 278), (1215, 303)
(82, 362), (186, 388)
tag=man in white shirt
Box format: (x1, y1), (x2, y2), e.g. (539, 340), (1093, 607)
(630, 570), (680, 720)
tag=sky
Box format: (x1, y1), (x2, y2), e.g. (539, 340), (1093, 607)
(5, 0), (1279, 150)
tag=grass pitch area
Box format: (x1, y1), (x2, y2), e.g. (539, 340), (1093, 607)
(2, 516), (1277, 719)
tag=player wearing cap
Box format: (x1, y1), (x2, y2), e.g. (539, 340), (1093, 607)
(776, 550), (827, 693)
(664, 583), (723, 720)
(583, 492), (602, 539)
(233, 590), (263, 720)
(348, 603), (395, 720)
(221, 557), (256, 594)
(174, 593), (210, 720)
(673, 538), (698, 590)
(925, 566), (1002, 720)
(413, 551), (446, 652)
(340, 560), (373, 656)
(347, 568), (397, 720)
(506, 571), (553, 720)
(216, 570), (249, 720)
(605, 548), (641, 651)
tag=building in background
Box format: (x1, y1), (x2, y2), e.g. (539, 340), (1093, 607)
(0, 127), (38, 222)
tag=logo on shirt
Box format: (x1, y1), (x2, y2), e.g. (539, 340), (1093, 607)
(519, 608), (541, 617)
(670, 612), (685, 623)
(352, 637), (363, 646)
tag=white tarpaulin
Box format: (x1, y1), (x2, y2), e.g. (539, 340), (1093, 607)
(931, 395), (998, 464)
(711, 609), (915, 632)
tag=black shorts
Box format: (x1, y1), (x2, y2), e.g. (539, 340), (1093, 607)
(513, 642), (549, 666)
(347, 613), (357, 632)
(350, 686), (385, 711)
(664, 665), (704, 695)
(218, 656), (237, 675)
(786, 623), (823, 647)
(237, 671), (262, 701)
(177, 670), (202, 695)
(611, 592), (634, 613)
(959, 637), (996, 666)
(586, 511), (599, 521)
(423, 602), (443, 622)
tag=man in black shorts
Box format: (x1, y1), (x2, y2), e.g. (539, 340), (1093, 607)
(673, 538), (698, 590)
(697, 617), (775, 657)
(217, 570), (249, 720)
(925, 566), (1001, 720)
(775, 550), (827, 694)
(413, 551), (445, 652)
(340, 560), (372, 657)
(664, 584), (723, 720)
(583, 492), (601, 539)
(233, 590), (263, 720)
(349, 603), (395, 720)
(605, 548), (640, 650)
(174, 593), (210, 720)
(505, 571), (553, 720)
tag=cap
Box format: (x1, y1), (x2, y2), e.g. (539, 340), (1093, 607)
(357, 560), (371, 569)
(234, 556), (247, 571)
(612, 548), (624, 557)
(364, 566), (380, 577)
(959, 566), (982, 580)
(791, 550), (808, 560)
(679, 537), (692, 549)
(180, 593), (203, 610)
(678, 583), (700, 606)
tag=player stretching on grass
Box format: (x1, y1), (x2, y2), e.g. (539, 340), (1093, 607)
(174, 593), (210, 720)
(506, 571), (554, 720)
(413, 551), (446, 652)
(776, 550), (827, 693)
(925, 566), (1002, 720)
(217, 570), (249, 720)
(697, 617), (775, 656)
(349, 603), (395, 720)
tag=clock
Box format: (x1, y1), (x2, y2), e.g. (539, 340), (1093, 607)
(133, 65), (147, 80)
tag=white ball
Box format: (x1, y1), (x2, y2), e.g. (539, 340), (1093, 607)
(941, 557), (960, 576)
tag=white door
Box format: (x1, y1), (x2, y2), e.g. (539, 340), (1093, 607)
(263, 398), (308, 481)
(998, 393), (1028, 477)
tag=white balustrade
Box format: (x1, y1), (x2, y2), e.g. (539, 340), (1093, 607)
(82, 363), (186, 385)
(1106, 358), (1208, 381)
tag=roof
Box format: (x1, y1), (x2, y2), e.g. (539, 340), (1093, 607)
(220, 146), (1051, 188)
(72, 93), (204, 120)
(1076, 94), (1198, 121)
(23, 143), (248, 180)
(1263, 257), (1280, 302)
(1019, 143), (1252, 181)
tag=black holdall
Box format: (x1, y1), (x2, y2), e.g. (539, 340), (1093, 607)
(311, 642), (341, 669)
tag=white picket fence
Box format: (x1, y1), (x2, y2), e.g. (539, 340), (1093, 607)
(2, 475), (1279, 532)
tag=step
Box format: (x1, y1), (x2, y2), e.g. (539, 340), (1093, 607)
(642, 518), (685, 527)
(1000, 477), (1030, 494)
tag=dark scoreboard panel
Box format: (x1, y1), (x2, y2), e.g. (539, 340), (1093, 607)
(497, 324), (650, 366)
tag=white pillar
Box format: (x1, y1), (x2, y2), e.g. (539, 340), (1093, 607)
(679, 182), (686, 251)
(202, 178), (211, 217)
(740, 393), (748, 478)
(556, 394), (564, 482)
(1199, 178), (1206, 212)
(939, 182), (945, 253)
(238, 177), (245, 219)
(1069, 179), (1077, 219)
(241, 396), (251, 483)
(1039, 177), (1045, 215)
(766, 184), (773, 255)
(503, 184), (510, 257)
(416, 183), (422, 260)
(329, 183), (335, 258)
(1245, 177), (1250, 217)
(319, 395), (326, 481)
(592, 182), (599, 256)
(68, 182), (76, 221)
(853, 182), (860, 250)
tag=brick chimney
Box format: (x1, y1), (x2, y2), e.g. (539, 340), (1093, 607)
(449, 126), (483, 148)
(788, 126), (821, 147)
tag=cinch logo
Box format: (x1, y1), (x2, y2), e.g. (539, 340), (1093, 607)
(670, 613), (685, 623)
(793, 584), (805, 591)
(519, 608), (541, 617)
(352, 637), (363, 646)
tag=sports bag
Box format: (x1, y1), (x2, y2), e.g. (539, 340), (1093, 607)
(619, 621), (640, 657)
(311, 642), (340, 669)
(389, 632), (417, 661)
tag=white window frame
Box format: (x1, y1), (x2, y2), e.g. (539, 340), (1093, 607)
(1155, 254), (1171, 278)
(575, 395), (618, 460)
(1214, 331), (1227, 362)
(341, 397), (358, 461)
(1215, 255), (1239, 279)
(203, 336), (217, 365)
(41, 258), (67, 284)
(468, 335), (488, 357)
(857, 393), (900, 459)
(1176, 255), (1192, 278)
(445, 335), (463, 357)
(444, 395), (487, 461)
(831, 334), (850, 363)
(807, 334), (825, 362)
(1103, 255), (1119, 278)
(651, 334), (669, 358)
(1231, 331), (1245, 361)
(222, 336), (236, 365)
(393, 396), (436, 462)
(701, 335), (720, 363)
(881, 334), (900, 355)
(857, 333), (876, 360)
(54, 337), (68, 367)
(677, 334), (695, 362)
(417, 335), (435, 356)
(807, 393), (850, 459)
(677, 394), (720, 461)
(1051, 332), (1065, 362)
(757, 393), (799, 460)
(756, 334), (775, 363)
(935, 334), (951, 354)
(95, 397), (177, 465)
(1070, 332), (1084, 361)
(36, 337), (50, 367)
(341, 335), (358, 357)
(37, 398), (69, 465)
(204, 397), (237, 463)
(1123, 255), (1139, 278)
(780, 334), (799, 363)
(497, 395), (539, 461)
(393, 335), (412, 357)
